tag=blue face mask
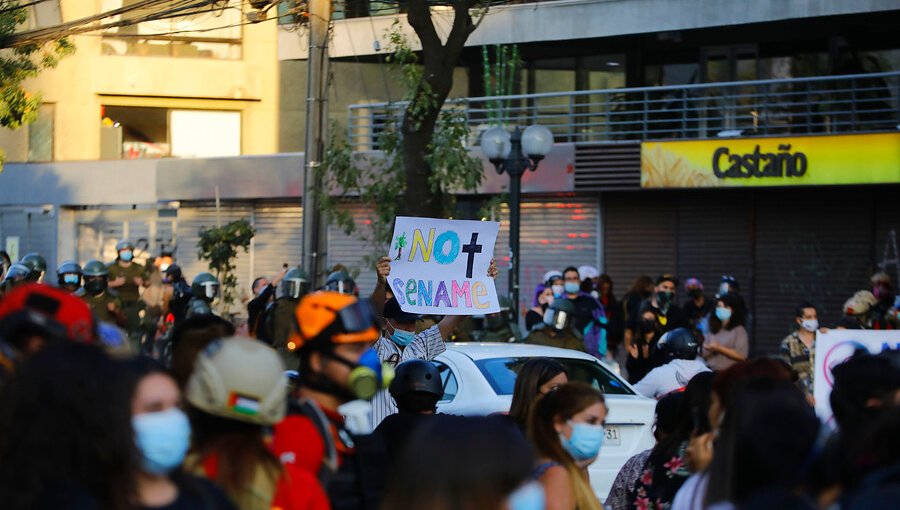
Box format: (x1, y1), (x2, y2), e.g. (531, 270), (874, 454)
(564, 282), (581, 294)
(387, 320), (415, 347)
(120, 250), (134, 262)
(560, 421), (604, 462)
(133, 408), (191, 475)
(715, 306), (732, 322)
(507, 482), (546, 510)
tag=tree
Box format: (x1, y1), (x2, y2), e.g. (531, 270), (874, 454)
(196, 219), (255, 315)
(0, 2), (74, 168)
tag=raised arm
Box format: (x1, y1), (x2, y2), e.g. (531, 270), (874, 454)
(370, 256), (392, 316)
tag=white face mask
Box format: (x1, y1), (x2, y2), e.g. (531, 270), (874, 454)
(800, 319), (819, 332)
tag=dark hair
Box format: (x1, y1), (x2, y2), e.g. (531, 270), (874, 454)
(794, 302), (817, 319)
(122, 355), (174, 401)
(251, 277), (267, 293)
(381, 415), (532, 510)
(562, 266), (580, 278)
(170, 315), (235, 388)
(0, 343), (137, 510)
(710, 294), (747, 332)
(656, 273), (679, 286)
(598, 274), (614, 296)
(829, 352), (900, 433)
(625, 275), (655, 299)
(653, 391), (684, 442)
(712, 358), (794, 412)
(705, 378), (820, 506)
(508, 358), (568, 430)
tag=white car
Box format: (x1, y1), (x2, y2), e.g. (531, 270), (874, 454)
(433, 342), (656, 500)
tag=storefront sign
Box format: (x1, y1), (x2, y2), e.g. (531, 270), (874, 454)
(389, 217), (500, 315)
(814, 329), (900, 426)
(642, 133), (900, 188)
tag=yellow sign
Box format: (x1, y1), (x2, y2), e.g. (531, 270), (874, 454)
(641, 133), (900, 188)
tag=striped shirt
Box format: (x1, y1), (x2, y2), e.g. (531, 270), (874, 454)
(779, 331), (815, 395)
(371, 325), (446, 427)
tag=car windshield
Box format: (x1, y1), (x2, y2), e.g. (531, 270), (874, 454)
(474, 357), (633, 396)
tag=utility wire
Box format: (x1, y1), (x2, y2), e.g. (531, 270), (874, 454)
(0, 0), (53, 15)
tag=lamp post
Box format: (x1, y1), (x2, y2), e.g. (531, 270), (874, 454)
(480, 124), (554, 322)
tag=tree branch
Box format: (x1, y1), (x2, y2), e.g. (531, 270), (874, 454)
(406, 0), (441, 56)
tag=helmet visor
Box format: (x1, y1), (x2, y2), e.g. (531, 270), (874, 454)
(62, 274), (81, 285)
(543, 308), (570, 330)
(284, 278), (307, 299)
(201, 281), (219, 299)
(338, 300), (377, 333)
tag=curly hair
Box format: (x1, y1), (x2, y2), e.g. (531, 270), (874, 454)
(0, 342), (137, 510)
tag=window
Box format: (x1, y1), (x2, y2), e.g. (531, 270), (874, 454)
(433, 361), (458, 402)
(100, 0), (242, 59)
(101, 105), (241, 159)
(0, 104), (55, 162)
(475, 357), (633, 396)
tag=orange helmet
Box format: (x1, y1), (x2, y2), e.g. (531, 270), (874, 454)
(287, 291), (379, 352)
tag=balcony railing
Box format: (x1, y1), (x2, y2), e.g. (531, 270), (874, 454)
(347, 71), (900, 151)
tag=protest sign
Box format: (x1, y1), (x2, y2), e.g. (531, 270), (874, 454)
(389, 217), (500, 315)
(814, 329), (900, 424)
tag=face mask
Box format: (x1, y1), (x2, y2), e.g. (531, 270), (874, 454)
(540, 294), (554, 307)
(387, 320), (416, 347)
(551, 284), (565, 297)
(564, 282), (581, 295)
(640, 318), (657, 333)
(801, 319), (819, 332)
(715, 307), (732, 321)
(559, 421), (604, 462)
(657, 291), (673, 307)
(873, 285), (890, 300)
(507, 482), (546, 510)
(133, 408), (191, 475)
(119, 251), (133, 262)
(84, 277), (108, 295)
(688, 289), (702, 299)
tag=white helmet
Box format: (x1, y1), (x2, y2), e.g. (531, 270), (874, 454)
(185, 336), (288, 426)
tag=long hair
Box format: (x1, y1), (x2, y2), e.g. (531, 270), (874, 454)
(649, 371), (713, 468)
(528, 382), (605, 510)
(704, 378), (819, 507)
(625, 275), (654, 300)
(508, 358), (568, 430)
(381, 415), (533, 510)
(0, 343), (138, 510)
(709, 294), (747, 333)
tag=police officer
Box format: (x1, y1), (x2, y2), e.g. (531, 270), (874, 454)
(1, 263), (31, 295)
(525, 299), (585, 352)
(186, 272), (219, 318)
(77, 260), (127, 327)
(20, 253), (47, 283)
(107, 240), (146, 347)
(476, 296), (522, 343)
(323, 270), (359, 297)
(56, 260), (83, 294)
(162, 264), (193, 324)
(263, 266), (309, 366)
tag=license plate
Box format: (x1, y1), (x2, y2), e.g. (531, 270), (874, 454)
(604, 426), (621, 446)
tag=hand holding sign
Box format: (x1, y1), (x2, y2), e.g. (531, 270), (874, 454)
(389, 217), (501, 316)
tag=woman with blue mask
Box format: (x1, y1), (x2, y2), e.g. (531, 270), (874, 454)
(701, 294), (748, 371)
(529, 382), (607, 510)
(124, 356), (236, 510)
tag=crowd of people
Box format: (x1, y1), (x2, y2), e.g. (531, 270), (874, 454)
(1, 244), (899, 510)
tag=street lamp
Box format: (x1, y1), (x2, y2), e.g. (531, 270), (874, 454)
(481, 124), (554, 323)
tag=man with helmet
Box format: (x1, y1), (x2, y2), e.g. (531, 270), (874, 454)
(261, 266), (310, 365)
(525, 298), (585, 352)
(373, 359), (443, 467)
(247, 266), (288, 338)
(107, 240), (147, 345)
(162, 264), (193, 324)
(272, 291), (391, 510)
(76, 260), (127, 326)
(632, 327), (710, 399)
(186, 272), (220, 318)
(323, 270), (359, 296)
(19, 253), (47, 283)
(1, 263), (31, 295)
(56, 260), (83, 294)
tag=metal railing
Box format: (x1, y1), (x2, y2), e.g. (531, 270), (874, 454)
(347, 71), (900, 150)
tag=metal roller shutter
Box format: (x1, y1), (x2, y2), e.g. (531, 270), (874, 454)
(875, 185), (900, 285)
(73, 209), (173, 266)
(176, 203), (254, 316)
(602, 193), (677, 294)
(0, 208), (57, 271)
(251, 202), (304, 282)
(753, 188), (874, 354)
(326, 203), (387, 296)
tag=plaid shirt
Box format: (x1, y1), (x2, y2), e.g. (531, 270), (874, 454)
(779, 331), (815, 394)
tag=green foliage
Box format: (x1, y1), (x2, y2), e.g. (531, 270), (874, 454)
(383, 20), (438, 132)
(0, 4), (75, 170)
(482, 44), (521, 125)
(196, 219), (255, 314)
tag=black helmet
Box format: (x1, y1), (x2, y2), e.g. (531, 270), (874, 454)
(657, 328), (700, 361)
(164, 263), (183, 282)
(2, 263), (31, 289)
(82, 260), (109, 295)
(191, 272), (220, 302)
(20, 253), (47, 282)
(389, 359), (443, 400)
(281, 266), (310, 299)
(543, 298), (574, 331)
(56, 260), (83, 290)
(324, 270), (358, 296)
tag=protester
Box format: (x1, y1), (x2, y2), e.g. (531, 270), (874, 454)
(508, 357), (569, 432)
(0, 342), (136, 510)
(702, 294), (749, 371)
(162, 264), (193, 325)
(779, 302), (819, 397)
(186, 272), (220, 318)
(870, 272), (897, 329)
(597, 273), (625, 356)
(19, 252), (47, 283)
(528, 382), (607, 510)
(838, 290), (879, 329)
(626, 307), (662, 384)
(643, 274), (689, 333)
(633, 328), (710, 399)
(56, 260), (83, 294)
(247, 266), (287, 338)
(381, 415), (536, 510)
(140, 267), (168, 355)
(168, 314), (235, 388)
(185, 336), (328, 510)
(682, 278), (712, 333)
(526, 298), (585, 352)
(527, 275), (560, 331)
(578, 265), (601, 298)
(374, 359), (444, 467)
(607, 391), (683, 510)
(716, 275), (740, 299)
(562, 266), (607, 358)
(623, 276), (655, 345)
(123, 356), (236, 510)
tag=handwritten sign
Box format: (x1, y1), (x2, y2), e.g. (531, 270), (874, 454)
(814, 329), (900, 425)
(389, 217), (500, 316)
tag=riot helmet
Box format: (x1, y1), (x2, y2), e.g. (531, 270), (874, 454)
(163, 263), (183, 283)
(323, 271), (358, 296)
(20, 253), (47, 283)
(389, 359), (443, 400)
(82, 260), (109, 296)
(191, 272), (220, 302)
(115, 240), (135, 263)
(56, 260), (83, 292)
(543, 298), (575, 331)
(281, 266), (310, 299)
(657, 328), (700, 362)
(2, 263), (31, 291)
